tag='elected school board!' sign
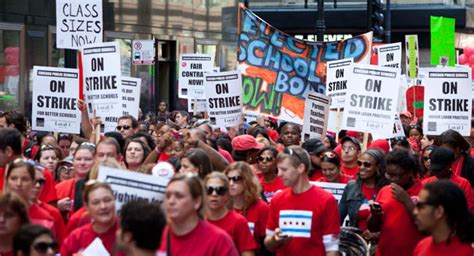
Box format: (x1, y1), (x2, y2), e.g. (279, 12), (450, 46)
(120, 77), (141, 119)
(32, 66), (81, 134)
(302, 93), (330, 141)
(204, 70), (243, 127)
(422, 67), (472, 136)
(56, 0), (103, 50)
(178, 54), (214, 99)
(326, 58), (353, 109)
(81, 41), (122, 132)
(342, 64), (400, 138)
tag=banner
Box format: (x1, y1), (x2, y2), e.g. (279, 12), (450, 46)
(302, 93), (330, 141)
(56, 0), (103, 49)
(430, 16), (455, 67)
(422, 67), (472, 136)
(178, 54), (214, 99)
(405, 35), (419, 79)
(238, 5), (372, 124)
(121, 77), (141, 119)
(341, 64), (400, 138)
(326, 58), (353, 109)
(204, 70), (243, 127)
(97, 167), (168, 213)
(32, 66), (81, 134)
(132, 40), (155, 65)
(375, 42), (402, 69)
(82, 41), (122, 132)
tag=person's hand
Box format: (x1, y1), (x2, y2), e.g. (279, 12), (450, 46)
(90, 110), (101, 128)
(183, 129), (199, 149)
(361, 230), (378, 241)
(57, 197), (72, 212)
(78, 99), (86, 112)
(273, 228), (291, 244)
(391, 183), (411, 205)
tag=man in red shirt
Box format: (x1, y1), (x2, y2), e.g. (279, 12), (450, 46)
(413, 180), (474, 256)
(265, 146), (340, 256)
(340, 136), (361, 179)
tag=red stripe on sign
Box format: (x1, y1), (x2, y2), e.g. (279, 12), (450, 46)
(78, 50), (84, 109)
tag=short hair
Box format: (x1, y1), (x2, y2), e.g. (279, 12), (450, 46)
(82, 181), (114, 204)
(216, 135), (232, 153)
(0, 110), (27, 134)
(257, 146), (279, 158)
(0, 128), (22, 155)
(97, 137), (121, 156)
(0, 192), (30, 225)
(13, 224), (54, 255)
(104, 132), (125, 153)
(118, 115), (139, 129)
(167, 173), (206, 218)
(130, 132), (156, 150)
(276, 146), (311, 172)
(120, 201), (166, 251)
(183, 148), (213, 179)
(385, 148), (419, 175)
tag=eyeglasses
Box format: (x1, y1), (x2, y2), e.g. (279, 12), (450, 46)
(40, 144), (55, 151)
(206, 186), (228, 196)
(320, 151), (337, 159)
(32, 241), (58, 254)
(35, 178), (46, 186)
(228, 176), (243, 183)
(257, 156), (274, 162)
(342, 146), (356, 152)
(116, 125), (131, 131)
(79, 142), (96, 149)
(357, 160), (372, 168)
(58, 166), (74, 173)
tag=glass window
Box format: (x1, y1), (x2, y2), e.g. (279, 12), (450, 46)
(51, 33), (65, 67)
(0, 30), (21, 111)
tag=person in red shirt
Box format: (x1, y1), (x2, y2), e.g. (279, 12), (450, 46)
(318, 151), (349, 184)
(158, 173), (238, 256)
(368, 149), (424, 256)
(0, 192), (30, 256)
(438, 129), (474, 186)
(61, 181), (118, 256)
(265, 146), (340, 256)
(256, 147), (285, 202)
(13, 224), (57, 256)
(413, 180), (474, 256)
(419, 145), (436, 180)
(302, 139), (327, 181)
(340, 136), (361, 179)
(205, 172), (256, 255)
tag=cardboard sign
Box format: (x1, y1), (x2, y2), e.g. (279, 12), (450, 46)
(376, 42), (402, 69)
(302, 93), (330, 141)
(32, 66), (81, 134)
(310, 182), (346, 203)
(120, 77), (141, 119)
(178, 54), (214, 99)
(97, 166), (169, 213)
(56, 0), (103, 49)
(342, 64), (400, 138)
(422, 68), (472, 136)
(132, 40), (155, 65)
(326, 58), (353, 109)
(81, 41), (122, 132)
(204, 70), (243, 127)
(405, 35), (419, 79)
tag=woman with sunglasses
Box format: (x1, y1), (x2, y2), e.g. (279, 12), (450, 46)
(339, 148), (387, 235)
(0, 192), (30, 256)
(13, 224), (57, 256)
(159, 173), (238, 255)
(225, 162), (269, 255)
(420, 145), (437, 180)
(257, 147), (284, 203)
(205, 172), (256, 255)
(61, 181), (118, 256)
(318, 151), (349, 184)
(55, 142), (96, 219)
(123, 139), (151, 172)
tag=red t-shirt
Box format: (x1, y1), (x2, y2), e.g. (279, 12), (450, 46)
(413, 236), (474, 256)
(158, 220), (239, 256)
(60, 221), (118, 256)
(55, 178), (76, 201)
(341, 165), (359, 179)
(29, 203), (55, 231)
(39, 202), (66, 246)
(235, 199), (269, 251)
(451, 155), (465, 176)
(38, 168), (57, 203)
(0, 167), (5, 191)
(375, 182), (424, 256)
(208, 210), (256, 253)
(0, 251), (13, 256)
(422, 175), (473, 210)
(267, 185), (340, 255)
(260, 176), (285, 203)
(308, 170), (323, 182)
(218, 148), (234, 164)
(267, 129), (279, 142)
(317, 174), (350, 184)
(357, 185), (377, 230)
(66, 207), (91, 235)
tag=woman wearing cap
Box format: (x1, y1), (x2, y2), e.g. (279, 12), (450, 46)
(205, 172), (256, 255)
(231, 135), (264, 176)
(318, 151), (349, 184)
(159, 173), (238, 255)
(257, 147), (284, 203)
(339, 148), (387, 237)
(55, 157), (74, 183)
(225, 162), (269, 255)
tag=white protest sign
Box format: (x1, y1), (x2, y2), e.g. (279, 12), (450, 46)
(56, 0), (103, 49)
(188, 99), (207, 113)
(205, 70), (243, 127)
(32, 66), (81, 134)
(178, 54), (214, 99)
(310, 182), (346, 203)
(82, 238), (110, 256)
(132, 40), (155, 65)
(342, 64), (400, 138)
(82, 41), (122, 132)
(422, 67), (472, 136)
(302, 93), (330, 141)
(376, 42), (402, 69)
(326, 58), (353, 109)
(97, 167), (168, 213)
(120, 77), (141, 119)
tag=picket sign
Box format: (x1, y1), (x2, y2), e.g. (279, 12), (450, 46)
(302, 93), (331, 141)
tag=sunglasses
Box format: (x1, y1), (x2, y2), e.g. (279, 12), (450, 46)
(357, 160), (372, 168)
(40, 144), (55, 150)
(35, 178), (46, 186)
(320, 151), (337, 159)
(33, 241), (58, 253)
(116, 125), (131, 131)
(58, 166), (74, 173)
(257, 156), (273, 162)
(228, 176), (242, 183)
(79, 142), (96, 149)
(206, 186), (228, 196)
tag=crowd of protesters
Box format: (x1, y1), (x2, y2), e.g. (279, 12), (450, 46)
(0, 101), (472, 256)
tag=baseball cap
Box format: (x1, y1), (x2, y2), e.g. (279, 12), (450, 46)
(232, 135), (265, 151)
(151, 162), (176, 180)
(341, 136), (361, 151)
(302, 138), (326, 155)
(58, 156), (73, 166)
(429, 147), (455, 172)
